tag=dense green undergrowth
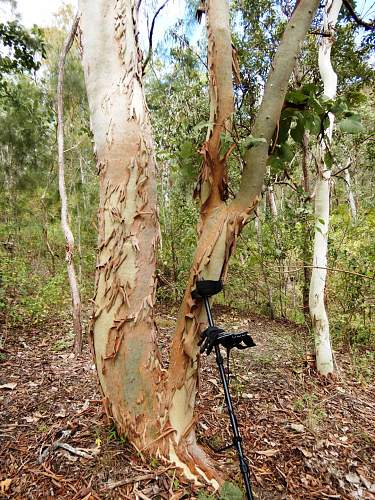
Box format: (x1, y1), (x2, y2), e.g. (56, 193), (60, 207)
(0, 4), (373, 358)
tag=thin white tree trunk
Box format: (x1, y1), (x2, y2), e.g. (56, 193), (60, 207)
(255, 214), (275, 318)
(309, 0), (342, 375)
(343, 160), (357, 221)
(57, 15), (83, 355)
(266, 186), (278, 217)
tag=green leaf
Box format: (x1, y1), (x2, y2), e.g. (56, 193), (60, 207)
(290, 117), (304, 143)
(304, 112), (321, 135)
(309, 97), (325, 115)
(192, 121), (210, 133)
(180, 141), (194, 159)
(268, 155), (284, 174)
(330, 97), (348, 115)
(219, 481), (244, 500)
(301, 83), (316, 96)
(338, 115), (365, 134)
(322, 115), (331, 131)
(286, 89), (308, 104)
(280, 143), (294, 162)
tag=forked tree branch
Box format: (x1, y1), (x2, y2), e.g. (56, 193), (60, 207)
(342, 0), (375, 30)
(142, 0), (169, 74)
(236, 0), (320, 207)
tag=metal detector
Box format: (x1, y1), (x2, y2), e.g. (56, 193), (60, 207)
(192, 280), (255, 500)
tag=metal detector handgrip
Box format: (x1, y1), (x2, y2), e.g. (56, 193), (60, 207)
(199, 327), (256, 355)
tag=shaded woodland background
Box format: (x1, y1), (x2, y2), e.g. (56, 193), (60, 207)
(0, 2), (373, 371)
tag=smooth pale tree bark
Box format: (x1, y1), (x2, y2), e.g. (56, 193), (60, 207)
(266, 186), (278, 217)
(167, 0), (320, 483)
(301, 132), (312, 324)
(78, 0), (166, 450)
(309, 0), (342, 376)
(79, 0), (320, 485)
(57, 14), (83, 355)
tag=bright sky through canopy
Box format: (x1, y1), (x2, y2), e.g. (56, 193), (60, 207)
(10, 0), (375, 28)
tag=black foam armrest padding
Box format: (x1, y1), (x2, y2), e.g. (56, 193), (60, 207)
(192, 280), (223, 299)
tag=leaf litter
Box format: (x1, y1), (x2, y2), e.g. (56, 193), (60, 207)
(0, 307), (374, 499)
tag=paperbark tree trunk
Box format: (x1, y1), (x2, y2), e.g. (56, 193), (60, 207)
(309, 0), (342, 376)
(57, 15), (83, 356)
(78, 0), (166, 450)
(78, 0), (320, 484)
(167, 0), (320, 483)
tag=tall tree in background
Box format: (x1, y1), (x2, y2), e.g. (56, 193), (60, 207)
(309, 0), (342, 376)
(79, 0), (319, 482)
(57, 15), (83, 355)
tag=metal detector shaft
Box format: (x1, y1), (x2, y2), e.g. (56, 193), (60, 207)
(203, 297), (254, 500)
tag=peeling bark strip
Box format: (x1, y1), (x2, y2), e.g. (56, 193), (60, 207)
(167, 0), (320, 485)
(79, 0), (321, 485)
(79, 0), (166, 450)
(194, 0), (234, 211)
(57, 14), (83, 356)
(309, 0), (342, 376)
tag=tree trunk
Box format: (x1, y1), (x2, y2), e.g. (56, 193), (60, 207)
(301, 132), (311, 324)
(309, 0), (342, 376)
(79, 0), (166, 450)
(266, 186), (278, 217)
(79, 0), (320, 484)
(255, 214), (275, 319)
(167, 0), (320, 482)
(57, 14), (83, 356)
(343, 160), (357, 221)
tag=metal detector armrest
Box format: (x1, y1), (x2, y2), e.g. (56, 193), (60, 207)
(191, 280), (223, 299)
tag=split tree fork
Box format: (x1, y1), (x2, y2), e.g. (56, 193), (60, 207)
(78, 0), (320, 486)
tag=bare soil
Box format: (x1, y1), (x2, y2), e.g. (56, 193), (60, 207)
(1, 307), (374, 499)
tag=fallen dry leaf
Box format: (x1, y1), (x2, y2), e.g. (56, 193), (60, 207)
(0, 478), (12, 494)
(256, 449), (279, 457)
(297, 447), (312, 458)
(290, 423), (305, 433)
(345, 472), (360, 485)
(0, 383), (17, 390)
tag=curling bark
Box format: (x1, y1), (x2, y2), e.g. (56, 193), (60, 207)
(309, 0), (342, 376)
(78, 0), (166, 449)
(79, 0), (320, 485)
(57, 15), (83, 355)
(167, 0), (320, 483)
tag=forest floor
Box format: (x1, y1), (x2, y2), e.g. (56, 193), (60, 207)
(0, 306), (374, 500)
